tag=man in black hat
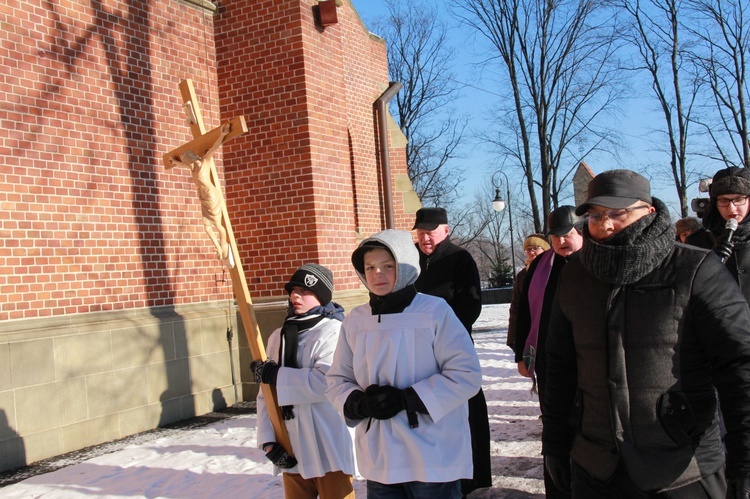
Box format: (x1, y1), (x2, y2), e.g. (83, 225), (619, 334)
(542, 169), (750, 497)
(411, 207), (490, 496)
(514, 205), (582, 499)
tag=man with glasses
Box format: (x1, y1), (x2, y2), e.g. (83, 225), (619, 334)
(542, 169), (750, 497)
(686, 167), (750, 304)
(514, 207), (583, 499)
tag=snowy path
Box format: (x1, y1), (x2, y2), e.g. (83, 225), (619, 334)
(1, 304), (545, 498)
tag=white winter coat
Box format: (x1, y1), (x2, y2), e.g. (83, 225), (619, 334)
(326, 293), (482, 484)
(256, 317), (355, 479)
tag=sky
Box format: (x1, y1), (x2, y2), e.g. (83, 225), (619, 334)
(0, 304), (547, 498)
(349, 0), (709, 219)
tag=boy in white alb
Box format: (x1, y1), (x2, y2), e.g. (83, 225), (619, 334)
(252, 264), (356, 499)
(326, 230), (482, 499)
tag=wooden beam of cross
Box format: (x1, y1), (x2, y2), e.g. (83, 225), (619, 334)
(163, 79), (293, 456)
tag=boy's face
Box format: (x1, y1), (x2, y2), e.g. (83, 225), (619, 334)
(363, 247), (397, 296)
(288, 286), (321, 315)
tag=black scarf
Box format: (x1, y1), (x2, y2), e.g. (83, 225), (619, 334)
(369, 285), (417, 319)
(580, 198), (675, 286)
(277, 303), (344, 419)
(704, 202), (750, 246)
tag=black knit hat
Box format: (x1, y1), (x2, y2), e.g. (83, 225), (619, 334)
(709, 167), (750, 198)
(284, 264), (334, 305)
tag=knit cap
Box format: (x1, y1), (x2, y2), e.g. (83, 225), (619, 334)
(709, 167), (750, 198)
(523, 234), (550, 251)
(284, 264), (334, 305)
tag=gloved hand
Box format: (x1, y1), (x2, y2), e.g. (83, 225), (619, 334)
(727, 475), (750, 498)
(362, 384), (407, 420)
(713, 238), (734, 262)
(250, 359), (279, 385)
(264, 442), (297, 469)
(544, 455), (571, 492)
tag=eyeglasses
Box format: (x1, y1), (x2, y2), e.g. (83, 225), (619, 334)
(584, 205), (651, 224)
(716, 196), (749, 207)
(524, 246), (544, 254)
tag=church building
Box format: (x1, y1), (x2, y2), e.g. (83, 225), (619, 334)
(0, 0), (415, 471)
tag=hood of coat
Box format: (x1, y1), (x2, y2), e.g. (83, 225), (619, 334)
(351, 229), (420, 294)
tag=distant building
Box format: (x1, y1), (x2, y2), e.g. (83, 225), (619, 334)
(573, 161), (596, 208)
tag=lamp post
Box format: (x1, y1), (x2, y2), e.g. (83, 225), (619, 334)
(491, 171), (517, 279)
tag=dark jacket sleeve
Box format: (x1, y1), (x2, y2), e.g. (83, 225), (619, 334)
(691, 252), (750, 478)
(683, 227), (715, 249)
(452, 251), (483, 334)
(507, 268), (527, 352)
(541, 287), (578, 458)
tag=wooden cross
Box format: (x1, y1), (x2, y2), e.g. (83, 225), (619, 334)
(163, 79), (293, 456)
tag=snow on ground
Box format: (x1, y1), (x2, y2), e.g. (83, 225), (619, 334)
(0, 304), (545, 498)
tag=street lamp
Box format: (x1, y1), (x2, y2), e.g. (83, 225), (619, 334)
(491, 171), (517, 278)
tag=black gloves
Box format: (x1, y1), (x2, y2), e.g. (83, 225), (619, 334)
(345, 385), (406, 420)
(714, 238), (734, 263)
(343, 384), (428, 422)
(263, 442), (297, 469)
(363, 385), (407, 419)
(727, 475), (750, 498)
(250, 359), (280, 385)
(544, 455), (571, 493)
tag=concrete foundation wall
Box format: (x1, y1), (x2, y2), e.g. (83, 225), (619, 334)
(0, 301), (258, 472)
(0, 288), (368, 473)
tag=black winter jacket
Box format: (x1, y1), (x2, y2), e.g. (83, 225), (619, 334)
(414, 238), (482, 335)
(507, 267), (527, 352)
(686, 226), (750, 305)
(542, 244), (750, 492)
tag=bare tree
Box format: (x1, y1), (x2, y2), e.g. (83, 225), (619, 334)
(687, 0), (749, 169)
(617, 0), (701, 216)
(372, 0), (468, 207)
(454, 0), (624, 233)
(451, 183), (521, 286)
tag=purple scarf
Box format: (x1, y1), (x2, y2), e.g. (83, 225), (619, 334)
(523, 250), (555, 377)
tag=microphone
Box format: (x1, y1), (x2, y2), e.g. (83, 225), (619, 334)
(720, 218), (739, 263)
(726, 218), (739, 241)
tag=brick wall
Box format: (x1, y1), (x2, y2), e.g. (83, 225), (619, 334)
(0, 0), (234, 322)
(0, 0), (410, 321)
(215, 0), (412, 299)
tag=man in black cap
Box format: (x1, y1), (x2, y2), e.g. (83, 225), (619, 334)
(514, 205), (582, 499)
(411, 207), (490, 496)
(543, 169), (750, 497)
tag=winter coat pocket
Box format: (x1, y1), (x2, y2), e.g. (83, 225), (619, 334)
(657, 391), (696, 445)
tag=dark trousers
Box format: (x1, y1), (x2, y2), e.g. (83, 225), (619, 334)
(538, 374), (572, 499)
(572, 462), (726, 498)
(461, 388), (493, 496)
